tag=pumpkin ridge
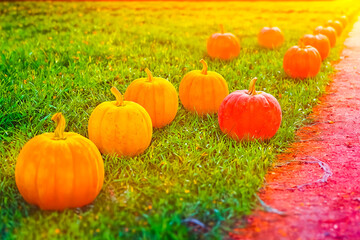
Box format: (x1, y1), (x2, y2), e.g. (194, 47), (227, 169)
(76, 138), (96, 206)
(68, 138), (87, 207)
(138, 106), (153, 146)
(97, 105), (112, 153)
(211, 77), (217, 112)
(81, 136), (104, 193)
(22, 136), (46, 204)
(38, 142), (56, 209)
(185, 75), (196, 109)
(159, 83), (166, 125)
(65, 138), (76, 208)
(54, 141), (77, 208)
(34, 142), (51, 209)
(152, 81), (157, 126)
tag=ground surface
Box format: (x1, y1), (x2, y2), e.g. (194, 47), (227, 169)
(230, 17), (360, 240)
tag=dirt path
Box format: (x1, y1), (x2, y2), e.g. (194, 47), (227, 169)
(229, 17), (360, 240)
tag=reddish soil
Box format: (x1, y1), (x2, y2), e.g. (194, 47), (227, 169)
(229, 18), (360, 240)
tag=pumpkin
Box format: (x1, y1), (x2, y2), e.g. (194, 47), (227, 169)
(124, 68), (178, 128)
(299, 34), (330, 61)
(337, 15), (348, 28)
(326, 20), (343, 36)
(15, 113), (104, 210)
(179, 59), (229, 115)
(257, 26), (284, 49)
(88, 87), (152, 157)
(218, 78), (282, 141)
(283, 43), (322, 79)
(207, 24), (241, 60)
(314, 26), (337, 47)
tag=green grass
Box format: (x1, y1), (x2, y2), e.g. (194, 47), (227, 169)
(1, 1), (360, 239)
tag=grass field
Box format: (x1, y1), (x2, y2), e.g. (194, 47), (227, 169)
(1, 0), (360, 239)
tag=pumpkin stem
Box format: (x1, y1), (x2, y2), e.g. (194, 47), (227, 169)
(51, 112), (66, 140)
(298, 40), (305, 48)
(200, 59), (208, 75)
(145, 68), (154, 82)
(220, 24), (224, 34)
(111, 86), (124, 106)
(248, 78), (258, 96)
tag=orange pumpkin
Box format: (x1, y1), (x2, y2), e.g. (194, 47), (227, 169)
(15, 113), (104, 210)
(299, 34), (330, 61)
(326, 20), (343, 36)
(257, 26), (284, 49)
(314, 26), (337, 48)
(88, 87), (152, 157)
(218, 78), (282, 141)
(207, 25), (240, 60)
(124, 68), (178, 128)
(337, 15), (348, 28)
(179, 59), (229, 116)
(283, 43), (322, 79)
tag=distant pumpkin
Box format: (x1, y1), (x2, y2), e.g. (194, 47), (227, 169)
(15, 113), (104, 210)
(337, 15), (348, 28)
(299, 34), (330, 61)
(218, 78), (282, 141)
(326, 20), (343, 36)
(314, 26), (337, 48)
(283, 43), (322, 79)
(124, 68), (178, 128)
(88, 87), (152, 157)
(179, 59), (229, 115)
(207, 24), (241, 60)
(258, 26), (284, 49)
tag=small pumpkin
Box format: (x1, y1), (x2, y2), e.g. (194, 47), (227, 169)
(314, 26), (337, 48)
(218, 78), (282, 141)
(179, 59), (229, 115)
(257, 26), (284, 49)
(299, 34), (330, 61)
(15, 113), (104, 210)
(326, 20), (343, 36)
(337, 15), (348, 28)
(88, 87), (152, 157)
(124, 68), (178, 128)
(283, 43), (322, 79)
(207, 24), (241, 60)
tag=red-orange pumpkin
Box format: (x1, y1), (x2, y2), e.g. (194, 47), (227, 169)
(326, 20), (343, 36)
(314, 26), (337, 48)
(179, 59), (229, 115)
(257, 26), (284, 49)
(15, 113), (104, 210)
(283, 43), (322, 79)
(207, 25), (240, 60)
(299, 34), (330, 61)
(124, 68), (178, 128)
(218, 78), (282, 141)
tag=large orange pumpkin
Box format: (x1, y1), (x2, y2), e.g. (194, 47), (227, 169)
(124, 68), (178, 128)
(314, 26), (337, 48)
(218, 78), (282, 141)
(283, 43), (321, 79)
(179, 59), (229, 116)
(326, 20), (343, 36)
(15, 113), (104, 210)
(257, 26), (284, 49)
(207, 25), (240, 60)
(299, 34), (330, 61)
(88, 87), (152, 157)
